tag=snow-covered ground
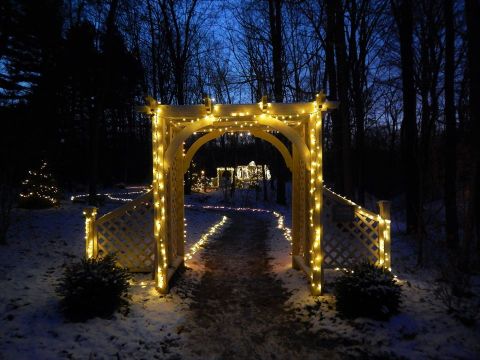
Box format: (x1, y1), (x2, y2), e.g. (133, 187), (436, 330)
(267, 210), (480, 359)
(0, 188), (479, 359)
(189, 188), (480, 358)
(0, 191), (227, 359)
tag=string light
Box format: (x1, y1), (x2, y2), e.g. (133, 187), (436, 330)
(152, 108), (168, 292)
(184, 204), (292, 246)
(19, 160), (59, 207)
(185, 216), (229, 262)
(71, 189), (148, 202)
(83, 207), (97, 259)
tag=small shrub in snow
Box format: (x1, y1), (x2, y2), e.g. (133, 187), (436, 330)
(333, 261), (401, 320)
(57, 254), (131, 321)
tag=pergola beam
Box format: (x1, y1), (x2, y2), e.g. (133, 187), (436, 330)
(154, 100), (337, 119)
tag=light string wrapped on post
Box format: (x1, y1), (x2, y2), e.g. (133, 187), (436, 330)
(83, 207), (97, 259)
(152, 108), (168, 293)
(306, 96), (324, 296)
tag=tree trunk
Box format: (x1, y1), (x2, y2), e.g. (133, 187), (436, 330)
(146, 0), (158, 99)
(88, 108), (99, 205)
(417, 25), (430, 262)
(268, 0), (286, 205)
(326, 0), (342, 192)
(263, 163), (268, 201)
(465, 0), (480, 263)
(88, 0), (119, 205)
(231, 133), (238, 200)
(268, 0), (283, 103)
(444, 0), (458, 250)
(393, 0), (420, 235)
(334, 0), (353, 198)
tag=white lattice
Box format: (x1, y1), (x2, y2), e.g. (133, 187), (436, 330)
(323, 188), (381, 268)
(95, 192), (154, 272)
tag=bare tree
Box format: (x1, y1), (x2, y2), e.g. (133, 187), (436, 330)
(158, 0), (200, 105)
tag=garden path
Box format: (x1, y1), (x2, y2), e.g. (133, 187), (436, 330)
(181, 211), (353, 359)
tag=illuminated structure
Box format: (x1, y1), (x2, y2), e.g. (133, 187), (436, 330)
(83, 94), (392, 296)
(214, 162), (271, 188)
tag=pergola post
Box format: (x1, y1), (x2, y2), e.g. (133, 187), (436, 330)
(152, 108), (169, 293)
(308, 101), (324, 295)
(175, 145), (185, 260)
(83, 207), (98, 259)
(292, 147), (300, 269)
(378, 201), (392, 270)
(166, 127), (180, 266)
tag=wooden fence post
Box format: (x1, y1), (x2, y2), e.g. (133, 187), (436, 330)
(83, 207), (98, 259)
(377, 201), (391, 270)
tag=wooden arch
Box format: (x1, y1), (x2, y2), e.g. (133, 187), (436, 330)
(256, 115), (310, 169)
(164, 117), (215, 170)
(182, 130), (225, 173)
(166, 115), (308, 172)
(182, 129), (293, 174)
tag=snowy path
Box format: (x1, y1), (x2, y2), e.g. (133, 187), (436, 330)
(181, 211), (349, 360)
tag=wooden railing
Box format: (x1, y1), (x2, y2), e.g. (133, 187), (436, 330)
(84, 191), (154, 272)
(323, 187), (391, 270)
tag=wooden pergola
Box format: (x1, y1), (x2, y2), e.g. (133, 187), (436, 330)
(143, 93), (336, 295)
(83, 93), (392, 297)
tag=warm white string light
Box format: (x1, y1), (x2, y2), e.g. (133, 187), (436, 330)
(19, 160), (59, 206)
(185, 204), (292, 245)
(71, 189), (148, 202)
(185, 216), (229, 262)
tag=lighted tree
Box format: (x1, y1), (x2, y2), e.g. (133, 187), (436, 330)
(19, 160), (59, 208)
(191, 170), (208, 193)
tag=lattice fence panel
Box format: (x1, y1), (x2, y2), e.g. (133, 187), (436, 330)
(95, 193), (154, 272)
(323, 189), (380, 268)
